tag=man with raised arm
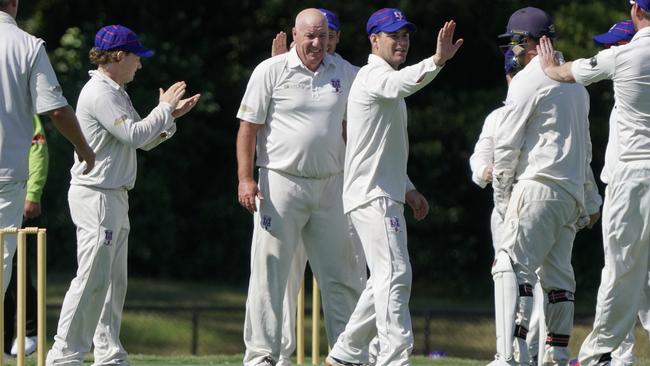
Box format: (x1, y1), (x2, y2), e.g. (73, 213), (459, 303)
(325, 8), (462, 366)
(537, 1), (650, 365)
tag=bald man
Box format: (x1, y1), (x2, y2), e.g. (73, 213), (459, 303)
(236, 8), (364, 366)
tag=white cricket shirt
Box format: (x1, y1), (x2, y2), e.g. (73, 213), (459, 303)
(236, 48), (357, 179)
(342, 54), (442, 213)
(470, 106), (505, 188)
(493, 55), (600, 213)
(70, 70), (176, 190)
(572, 26), (650, 165)
(601, 106), (620, 184)
(0, 11), (68, 182)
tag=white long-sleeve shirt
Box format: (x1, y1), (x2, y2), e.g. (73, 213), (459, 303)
(470, 107), (505, 188)
(493, 55), (601, 215)
(572, 26), (650, 167)
(343, 54), (442, 213)
(70, 70), (176, 190)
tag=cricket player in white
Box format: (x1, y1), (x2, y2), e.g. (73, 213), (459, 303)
(46, 25), (200, 366)
(237, 9), (364, 366)
(538, 1), (650, 364)
(326, 9), (462, 366)
(470, 49), (522, 254)
(490, 7), (601, 366)
(471, 51), (550, 366)
(0, 0), (94, 295)
(269, 10), (366, 366)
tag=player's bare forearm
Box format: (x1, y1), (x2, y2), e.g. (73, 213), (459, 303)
(544, 62), (576, 83)
(236, 121), (259, 182)
(46, 105), (95, 173)
(236, 121), (262, 213)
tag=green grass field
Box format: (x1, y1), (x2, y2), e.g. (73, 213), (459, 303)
(34, 276), (650, 365)
(0, 354), (508, 365)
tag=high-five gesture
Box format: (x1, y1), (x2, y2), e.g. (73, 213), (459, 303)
(537, 36), (559, 72)
(271, 31), (289, 57)
(433, 20), (464, 66)
(537, 36), (576, 83)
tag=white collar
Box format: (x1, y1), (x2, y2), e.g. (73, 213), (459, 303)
(89, 70), (123, 91)
(0, 11), (17, 25)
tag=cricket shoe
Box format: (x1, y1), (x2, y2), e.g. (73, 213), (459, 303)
(255, 356), (277, 366)
(10, 336), (37, 357)
(325, 356), (365, 366)
(486, 356), (515, 366)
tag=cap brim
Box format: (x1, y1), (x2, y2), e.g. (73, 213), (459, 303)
(592, 33), (624, 45)
(381, 21), (417, 34)
(121, 44), (155, 58)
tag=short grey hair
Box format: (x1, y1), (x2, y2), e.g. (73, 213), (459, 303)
(0, 0), (10, 7)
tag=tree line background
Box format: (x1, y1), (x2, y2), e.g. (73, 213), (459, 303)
(16, 0), (627, 301)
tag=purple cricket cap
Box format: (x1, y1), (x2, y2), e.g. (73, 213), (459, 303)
(592, 20), (635, 46)
(366, 8), (416, 36)
(632, 0), (650, 12)
(320, 8), (340, 32)
(499, 7), (556, 39)
(94, 25), (154, 58)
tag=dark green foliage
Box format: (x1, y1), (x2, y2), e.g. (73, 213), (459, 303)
(15, 0), (628, 294)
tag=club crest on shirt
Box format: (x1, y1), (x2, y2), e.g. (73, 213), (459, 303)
(103, 229), (113, 246)
(113, 114), (128, 126)
(330, 79), (341, 93)
(261, 215), (272, 231)
(389, 217), (401, 232)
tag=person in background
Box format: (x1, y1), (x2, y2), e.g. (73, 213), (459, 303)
(4, 115), (47, 358)
(0, 0), (95, 312)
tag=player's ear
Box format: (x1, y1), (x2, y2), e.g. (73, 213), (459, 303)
(292, 27), (297, 40)
(369, 33), (379, 50)
(114, 51), (124, 62)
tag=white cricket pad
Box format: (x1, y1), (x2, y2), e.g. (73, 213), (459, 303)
(492, 250), (518, 362)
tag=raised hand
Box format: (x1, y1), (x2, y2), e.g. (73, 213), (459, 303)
(537, 36), (559, 71)
(433, 20), (464, 66)
(272, 31), (289, 57)
(159, 81), (187, 109)
(172, 93), (201, 119)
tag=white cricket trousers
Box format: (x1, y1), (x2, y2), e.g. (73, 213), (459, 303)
(0, 181), (27, 294)
(279, 239), (367, 365)
(579, 161), (650, 366)
(502, 179), (580, 365)
(278, 243), (306, 366)
(330, 197), (413, 366)
(47, 185), (130, 366)
(493, 203), (545, 363)
(243, 168), (365, 366)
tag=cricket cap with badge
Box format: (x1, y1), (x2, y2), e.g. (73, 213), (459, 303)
(366, 8), (416, 36)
